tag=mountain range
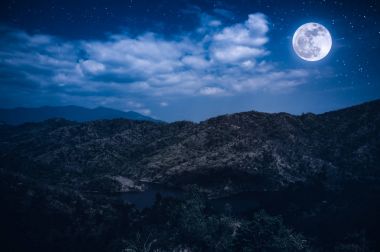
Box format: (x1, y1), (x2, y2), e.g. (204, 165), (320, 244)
(0, 105), (159, 125)
(0, 99), (379, 195)
(1, 99), (380, 251)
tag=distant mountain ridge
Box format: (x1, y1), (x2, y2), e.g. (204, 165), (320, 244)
(0, 105), (160, 124)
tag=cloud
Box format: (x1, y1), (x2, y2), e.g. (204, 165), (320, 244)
(0, 12), (309, 113)
(79, 60), (106, 74)
(159, 102), (169, 107)
(213, 8), (235, 20)
(199, 87), (226, 96)
(127, 101), (144, 108)
(137, 108), (151, 115)
(210, 13), (269, 63)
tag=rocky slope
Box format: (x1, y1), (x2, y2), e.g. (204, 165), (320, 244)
(0, 100), (379, 195)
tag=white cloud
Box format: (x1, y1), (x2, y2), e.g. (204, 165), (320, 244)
(127, 101), (143, 108)
(211, 46), (267, 63)
(0, 12), (310, 113)
(245, 13), (269, 35)
(210, 13), (269, 63)
(182, 55), (210, 69)
(199, 87), (226, 96)
(137, 108), (151, 115)
(80, 60), (105, 74)
(208, 20), (222, 27)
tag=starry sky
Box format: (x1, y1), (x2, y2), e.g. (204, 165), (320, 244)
(0, 0), (379, 121)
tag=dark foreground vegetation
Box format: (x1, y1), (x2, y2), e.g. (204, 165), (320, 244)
(1, 169), (379, 252)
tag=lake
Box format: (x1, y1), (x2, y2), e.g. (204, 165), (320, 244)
(120, 184), (261, 213)
(119, 183), (334, 214)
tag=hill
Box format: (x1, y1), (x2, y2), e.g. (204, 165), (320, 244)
(1, 99), (380, 251)
(0, 99), (379, 194)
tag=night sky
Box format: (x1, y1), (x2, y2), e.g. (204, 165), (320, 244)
(0, 0), (379, 121)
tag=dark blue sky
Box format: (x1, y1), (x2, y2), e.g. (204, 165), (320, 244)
(0, 0), (379, 121)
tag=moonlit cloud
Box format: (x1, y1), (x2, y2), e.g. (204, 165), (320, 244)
(199, 87), (226, 96)
(211, 13), (269, 64)
(0, 11), (309, 117)
(159, 102), (169, 107)
(137, 108), (151, 115)
(79, 60), (106, 74)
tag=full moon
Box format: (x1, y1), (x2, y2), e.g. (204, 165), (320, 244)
(292, 23), (332, 61)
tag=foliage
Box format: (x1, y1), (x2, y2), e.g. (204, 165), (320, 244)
(234, 210), (307, 251)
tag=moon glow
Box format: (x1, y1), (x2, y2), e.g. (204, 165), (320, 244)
(292, 23), (332, 61)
